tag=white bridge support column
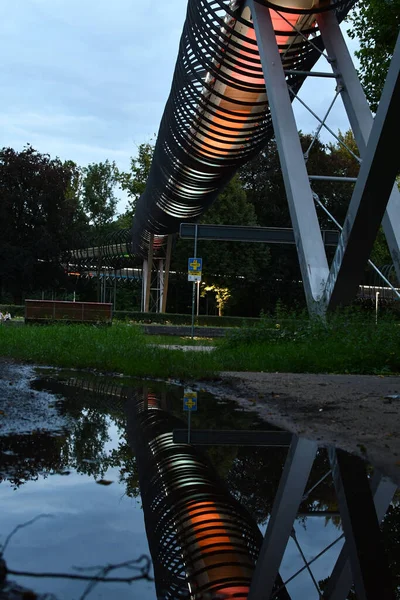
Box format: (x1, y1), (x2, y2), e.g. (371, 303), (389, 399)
(320, 32), (400, 309)
(317, 12), (400, 285)
(142, 234), (154, 313)
(249, 0), (329, 314)
(161, 234), (173, 313)
(248, 436), (317, 599)
(158, 258), (164, 313)
(142, 234), (173, 313)
(250, 0), (400, 314)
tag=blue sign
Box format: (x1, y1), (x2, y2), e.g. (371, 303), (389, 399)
(183, 390), (198, 411)
(188, 257), (202, 282)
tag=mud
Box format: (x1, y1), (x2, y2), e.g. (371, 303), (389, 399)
(0, 359), (72, 435)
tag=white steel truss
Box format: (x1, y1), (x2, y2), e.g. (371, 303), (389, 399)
(249, 0), (400, 314)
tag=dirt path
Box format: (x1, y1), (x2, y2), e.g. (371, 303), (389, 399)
(204, 372), (400, 486)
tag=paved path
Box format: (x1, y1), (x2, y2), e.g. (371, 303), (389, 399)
(142, 324), (229, 337)
(152, 344), (215, 352)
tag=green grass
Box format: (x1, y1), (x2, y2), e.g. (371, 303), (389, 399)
(218, 311), (400, 375)
(0, 312), (399, 379)
(0, 323), (221, 379)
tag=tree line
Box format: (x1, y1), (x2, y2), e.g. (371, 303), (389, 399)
(0, 131), (392, 315)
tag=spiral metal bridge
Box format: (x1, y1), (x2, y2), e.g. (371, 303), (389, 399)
(132, 0), (354, 255)
(68, 229), (138, 272)
(132, 0), (400, 314)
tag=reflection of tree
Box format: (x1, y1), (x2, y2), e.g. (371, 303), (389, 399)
(0, 433), (66, 489)
(1, 377), (141, 498)
(225, 446), (287, 524)
(318, 577), (357, 599)
(108, 441), (140, 499)
(59, 409), (111, 479)
(225, 446), (342, 526)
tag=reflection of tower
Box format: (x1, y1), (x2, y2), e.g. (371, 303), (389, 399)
(126, 390), (290, 600)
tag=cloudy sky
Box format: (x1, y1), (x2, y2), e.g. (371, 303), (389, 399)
(1, 0), (358, 212)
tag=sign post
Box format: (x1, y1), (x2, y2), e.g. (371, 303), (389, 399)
(188, 224), (202, 339)
(183, 389), (198, 443)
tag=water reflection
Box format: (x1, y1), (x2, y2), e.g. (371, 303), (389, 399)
(0, 368), (398, 599)
(125, 389), (291, 600)
(0, 373), (151, 599)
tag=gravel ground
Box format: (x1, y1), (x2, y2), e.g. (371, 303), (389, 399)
(0, 359), (71, 436)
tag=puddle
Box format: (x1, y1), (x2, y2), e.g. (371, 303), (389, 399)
(0, 364), (398, 599)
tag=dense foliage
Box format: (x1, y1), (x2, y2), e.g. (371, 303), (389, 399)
(0, 146), (87, 303)
(347, 0), (400, 112)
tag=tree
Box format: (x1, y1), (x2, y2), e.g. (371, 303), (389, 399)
(169, 175), (270, 316)
(238, 135), (334, 311)
(0, 146), (85, 303)
(80, 160), (119, 301)
(81, 160), (119, 242)
(347, 0), (400, 112)
(118, 142), (154, 216)
(238, 131), (388, 311)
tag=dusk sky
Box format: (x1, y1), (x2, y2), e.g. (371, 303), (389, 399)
(1, 0), (359, 213)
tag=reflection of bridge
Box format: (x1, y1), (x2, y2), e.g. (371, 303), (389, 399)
(128, 0), (400, 315)
(58, 376), (399, 599)
(127, 387), (398, 600)
(126, 389), (291, 600)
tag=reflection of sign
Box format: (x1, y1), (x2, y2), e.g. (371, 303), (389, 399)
(183, 390), (198, 411)
(188, 257), (202, 282)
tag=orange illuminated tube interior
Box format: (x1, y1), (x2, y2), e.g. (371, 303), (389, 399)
(141, 394), (264, 599)
(132, 0), (342, 275)
(193, 1), (322, 158)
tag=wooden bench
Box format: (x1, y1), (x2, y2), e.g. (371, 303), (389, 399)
(25, 300), (113, 325)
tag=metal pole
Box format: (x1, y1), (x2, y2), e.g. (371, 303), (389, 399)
(304, 90), (340, 160)
(141, 259), (147, 312)
(191, 224), (198, 339)
(317, 13), (400, 283)
(144, 234), (154, 313)
(158, 258), (164, 313)
(375, 291), (380, 325)
(250, 0), (329, 313)
(161, 234), (173, 313)
(248, 436), (317, 599)
(196, 281), (200, 316)
(309, 175), (357, 183)
(187, 410), (191, 444)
